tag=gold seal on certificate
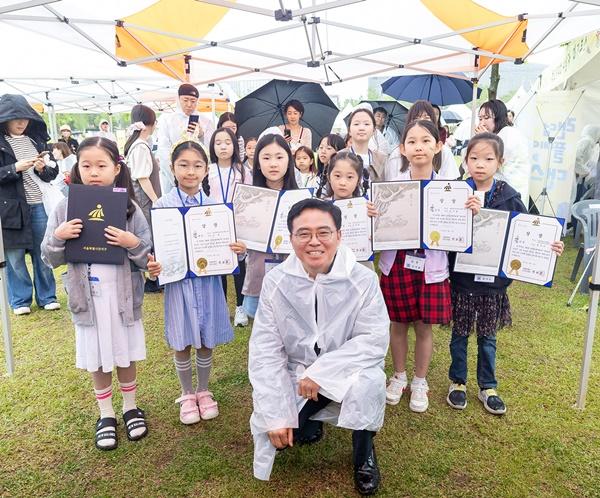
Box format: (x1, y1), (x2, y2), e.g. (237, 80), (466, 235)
(509, 259), (521, 275)
(273, 234), (283, 250)
(430, 231), (440, 246)
(197, 257), (208, 273)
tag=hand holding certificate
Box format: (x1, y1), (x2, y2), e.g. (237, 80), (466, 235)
(334, 197), (372, 261)
(151, 203), (238, 285)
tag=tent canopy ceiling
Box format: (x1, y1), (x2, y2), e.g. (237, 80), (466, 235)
(1, 0), (599, 112)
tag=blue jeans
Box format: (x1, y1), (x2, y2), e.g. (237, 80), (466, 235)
(242, 295), (259, 319)
(448, 333), (497, 389)
(5, 203), (57, 309)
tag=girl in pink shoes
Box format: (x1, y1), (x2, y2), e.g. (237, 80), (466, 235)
(42, 137), (152, 450)
(379, 120), (480, 413)
(149, 139), (246, 424)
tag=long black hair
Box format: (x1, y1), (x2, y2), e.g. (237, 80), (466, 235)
(209, 127), (245, 183)
(479, 99), (510, 134)
(252, 134), (298, 190)
(216, 112), (239, 137)
(71, 137), (137, 219)
(316, 150), (369, 199)
(124, 104), (156, 156)
(402, 100), (443, 173)
(171, 140), (211, 196)
(399, 120), (441, 173)
(316, 133), (345, 176)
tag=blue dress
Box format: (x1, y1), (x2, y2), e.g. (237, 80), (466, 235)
(154, 188), (234, 351)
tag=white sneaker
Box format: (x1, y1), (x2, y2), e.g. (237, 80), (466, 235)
(234, 306), (248, 327)
(44, 302), (61, 311)
(409, 382), (430, 413)
(13, 306), (31, 316)
(386, 375), (408, 405)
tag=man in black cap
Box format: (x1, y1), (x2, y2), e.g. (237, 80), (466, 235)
(156, 83), (215, 194)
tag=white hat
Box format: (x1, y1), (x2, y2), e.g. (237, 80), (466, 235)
(258, 126), (284, 141)
(60, 124), (71, 132)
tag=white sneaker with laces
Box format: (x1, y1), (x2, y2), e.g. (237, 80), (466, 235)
(44, 302), (61, 311)
(234, 306), (248, 327)
(386, 375), (408, 405)
(13, 306), (31, 316)
(409, 382), (430, 413)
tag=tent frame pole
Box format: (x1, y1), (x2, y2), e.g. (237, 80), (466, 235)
(576, 235), (600, 409)
(0, 0), (57, 14)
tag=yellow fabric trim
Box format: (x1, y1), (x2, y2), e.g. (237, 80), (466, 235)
(421, 0), (529, 67)
(115, 0), (234, 80)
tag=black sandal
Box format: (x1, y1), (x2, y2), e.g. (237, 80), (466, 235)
(95, 417), (118, 451)
(123, 408), (148, 441)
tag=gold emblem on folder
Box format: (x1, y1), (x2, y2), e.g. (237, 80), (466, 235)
(443, 183), (452, 192)
(347, 200), (353, 208)
(509, 259), (522, 275)
(197, 258), (208, 274)
(430, 231), (441, 246)
(204, 208), (212, 217)
(88, 204), (104, 222)
(532, 218), (540, 226)
(274, 234), (283, 249)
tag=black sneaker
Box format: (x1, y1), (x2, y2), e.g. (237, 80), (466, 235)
(447, 383), (467, 410)
(478, 388), (507, 415)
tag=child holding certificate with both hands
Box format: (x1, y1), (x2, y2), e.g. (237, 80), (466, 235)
(42, 137), (155, 451)
(447, 133), (563, 415)
(241, 134), (299, 319)
(148, 140), (246, 425)
(379, 120), (481, 413)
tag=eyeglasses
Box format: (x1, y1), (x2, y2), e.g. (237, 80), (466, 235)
(292, 228), (336, 243)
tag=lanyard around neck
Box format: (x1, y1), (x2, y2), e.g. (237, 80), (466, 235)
(350, 146), (373, 166)
(177, 188), (203, 207)
(217, 165), (234, 202)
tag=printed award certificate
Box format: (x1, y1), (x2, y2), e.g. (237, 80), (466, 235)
(500, 213), (564, 287)
(371, 181), (421, 251)
(232, 184), (280, 253)
(151, 203), (238, 284)
(422, 180), (473, 253)
(454, 209), (511, 276)
(268, 189), (313, 254)
(334, 197), (372, 261)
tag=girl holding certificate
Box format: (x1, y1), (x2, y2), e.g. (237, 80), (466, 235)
(379, 121), (480, 413)
(149, 140), (247, 425)
(447, 133), (563, 415)
(207, 127), (251, 327)
(242, 134), (298, 318)
(42, 137), (153, 450)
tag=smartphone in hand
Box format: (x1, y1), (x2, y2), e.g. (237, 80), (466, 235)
(187, 114), (199, 133)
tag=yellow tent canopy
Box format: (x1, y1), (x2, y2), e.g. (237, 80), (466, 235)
(422, 0), (529, 68)
(115, 0), (232, 80)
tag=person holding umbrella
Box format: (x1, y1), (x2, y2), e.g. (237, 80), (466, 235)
(278, 100), (312, 154)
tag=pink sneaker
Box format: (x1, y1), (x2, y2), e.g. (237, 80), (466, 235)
(175, 394), (200, 425)
(196, 391), (219, 420)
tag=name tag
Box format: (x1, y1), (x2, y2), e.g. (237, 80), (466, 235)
(404, 254), (425, 272)
(474, 274), (495, 283)
(88, 276), (101, 297)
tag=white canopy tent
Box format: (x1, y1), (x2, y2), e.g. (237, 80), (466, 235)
(1, 0), (600, 111)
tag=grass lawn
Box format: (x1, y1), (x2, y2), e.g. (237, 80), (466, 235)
(1, 242), (600, 497)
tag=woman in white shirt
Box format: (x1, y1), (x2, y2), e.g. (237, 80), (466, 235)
(476, 99), (531, 204)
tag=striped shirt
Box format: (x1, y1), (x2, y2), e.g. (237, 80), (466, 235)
(5, 135), (43, 204)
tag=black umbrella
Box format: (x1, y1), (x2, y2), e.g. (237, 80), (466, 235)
(343, 100), (408, 138)
(235, 79), (339, 150)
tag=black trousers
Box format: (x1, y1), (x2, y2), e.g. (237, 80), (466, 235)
(297, 394), (375, 466)
(221, 258), (246, 307)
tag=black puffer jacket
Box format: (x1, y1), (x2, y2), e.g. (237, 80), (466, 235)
(449, 180), (528, 296)
(0, 94), (57, 250)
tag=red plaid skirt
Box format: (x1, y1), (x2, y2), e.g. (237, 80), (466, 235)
(380, 250), (451, 324)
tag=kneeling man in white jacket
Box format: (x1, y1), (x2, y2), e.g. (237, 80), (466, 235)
(249, 198), (390, 495)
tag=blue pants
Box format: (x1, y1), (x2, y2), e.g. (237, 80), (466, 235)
(5, 203), (57, 309)
(448, 333), (497, 389)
